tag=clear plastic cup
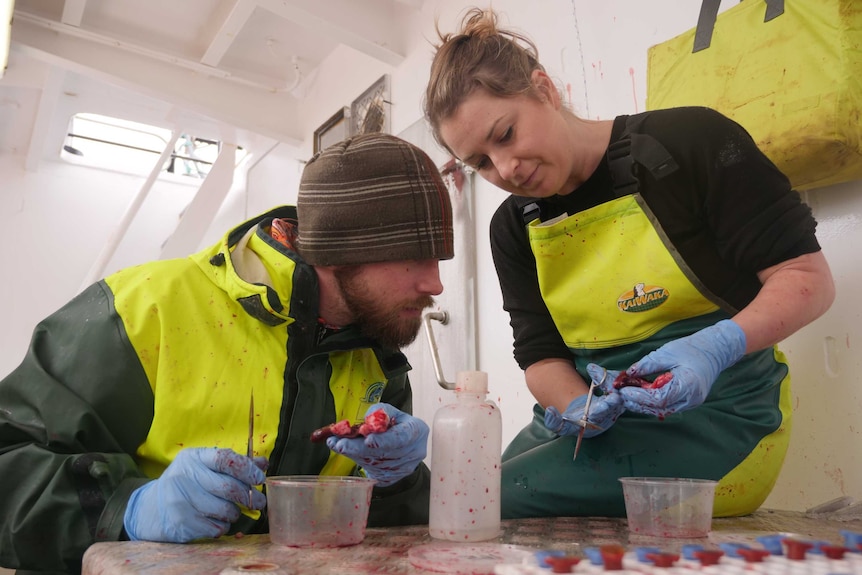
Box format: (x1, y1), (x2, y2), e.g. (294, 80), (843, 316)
(619, 477), (717, 537)
(266, 475), (376, 547)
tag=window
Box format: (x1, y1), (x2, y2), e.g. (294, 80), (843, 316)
(62, 113), (244, 178)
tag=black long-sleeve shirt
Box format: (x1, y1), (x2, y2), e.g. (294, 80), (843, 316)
(490, 107), (821, 370)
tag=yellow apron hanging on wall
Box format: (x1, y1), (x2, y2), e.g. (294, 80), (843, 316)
(646, 0), (862, 191)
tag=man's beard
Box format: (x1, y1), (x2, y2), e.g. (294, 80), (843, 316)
(334, 267), (435, 349)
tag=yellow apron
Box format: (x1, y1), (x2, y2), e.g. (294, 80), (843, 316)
(502, 194), (791, 517)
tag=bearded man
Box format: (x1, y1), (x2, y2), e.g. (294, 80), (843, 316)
(0, 133), (454, 574)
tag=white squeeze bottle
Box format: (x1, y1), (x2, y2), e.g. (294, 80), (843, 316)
(429, 370), (502, 541)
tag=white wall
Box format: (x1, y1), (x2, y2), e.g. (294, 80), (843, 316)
(1, 0), (860, 512)
(0, 153), (199, 375)
(774, 184), (862, 507)
(201, 142), (305, 247)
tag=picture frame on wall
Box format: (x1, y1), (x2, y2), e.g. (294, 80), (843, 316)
(313, 106), (351, 155)
(350, 74), (391, 137)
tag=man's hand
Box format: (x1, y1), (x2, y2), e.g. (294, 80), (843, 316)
(544, 363), (625, 438)
(618, 319), (747, 417)
(326, 403), (428, 487)
(124, 447), (267, 543)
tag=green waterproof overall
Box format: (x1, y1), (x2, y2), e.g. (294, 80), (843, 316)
(500, 194), (792, 518)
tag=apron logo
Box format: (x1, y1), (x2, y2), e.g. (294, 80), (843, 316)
(353, 381), (387, 422)
(617, 283), (670, 313)
(362, 381), (386, 404)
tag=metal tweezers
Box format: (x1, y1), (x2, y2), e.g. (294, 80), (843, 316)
(568, 368), (606, 462)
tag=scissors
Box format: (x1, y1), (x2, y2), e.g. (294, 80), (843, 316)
(564, 368), (606, 461)
(247, 390), (255, 508)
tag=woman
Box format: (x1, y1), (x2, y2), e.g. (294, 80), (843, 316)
(424, 8), (834, 518)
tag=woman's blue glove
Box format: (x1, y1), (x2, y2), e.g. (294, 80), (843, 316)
(326, 403), (428, 487)
(618, 319), (747, 418)
(543, 363), (625, 438)
(123, 447), (267, 543)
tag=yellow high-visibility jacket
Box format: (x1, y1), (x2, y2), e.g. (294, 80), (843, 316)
(0, 206), (430, 574)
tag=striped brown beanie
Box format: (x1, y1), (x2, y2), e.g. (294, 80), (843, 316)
(296, 133), (454, 266)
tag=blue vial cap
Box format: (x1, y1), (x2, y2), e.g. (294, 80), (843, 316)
(756, 535), (785, 556)
(635, 547), (662, 563)
(840, 530), (862, 552)
(718, 543), (750, 558)
(808, 541), (832, 555)
(681, 544), (705, 561)
(583, 547), (604, 565)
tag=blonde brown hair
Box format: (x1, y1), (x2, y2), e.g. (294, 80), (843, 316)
(424, 8), (544, 151)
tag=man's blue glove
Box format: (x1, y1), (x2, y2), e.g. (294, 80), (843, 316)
(326, 403), (428, 487)
(618, 319), (747, 418)
(544, 363), (625, 438)
(124, 447), (267, 543)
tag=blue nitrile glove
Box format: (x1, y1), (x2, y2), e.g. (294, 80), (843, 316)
(326, 403), (428, 487)
(618, 319), (747, 418)
(124, 447), (268, 543)
(543, 363), (625, 438)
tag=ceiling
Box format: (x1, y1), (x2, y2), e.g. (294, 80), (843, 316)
(1, 0), (423, 166)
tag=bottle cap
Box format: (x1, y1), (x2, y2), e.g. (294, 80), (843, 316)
(456, 371), (488, 393)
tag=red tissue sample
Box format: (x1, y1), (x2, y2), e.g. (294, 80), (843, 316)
(612, 371), (673, 390)
(310, 409), (393, 443)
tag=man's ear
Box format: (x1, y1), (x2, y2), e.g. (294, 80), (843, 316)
(530, 69), (560, 109)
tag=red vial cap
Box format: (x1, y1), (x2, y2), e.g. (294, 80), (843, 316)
(782, 539), (814, 560)
(645, 553), (680, 567)
(692, 550), (724, 566)
(821, 545), (848, 560)
(737, 549), (771, 563)
(600, 545), (626, 571)
(545, 556), (582, 573)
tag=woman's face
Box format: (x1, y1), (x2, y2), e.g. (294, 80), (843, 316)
(439, 72), (575, 198)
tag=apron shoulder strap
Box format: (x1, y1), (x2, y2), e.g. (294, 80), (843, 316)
(521, 114), (681, 224)
(607, 115), (680, 197)
(520, 200), (542, 225)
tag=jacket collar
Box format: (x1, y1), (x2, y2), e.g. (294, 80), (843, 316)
(195, 206), (316, 326)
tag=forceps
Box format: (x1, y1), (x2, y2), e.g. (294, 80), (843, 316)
(565, 368), (606, 461)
